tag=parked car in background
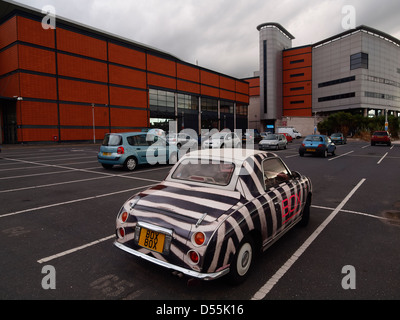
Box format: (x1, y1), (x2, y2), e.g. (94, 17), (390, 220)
(114, 148), (312, 283)
(260, 132), (272, 139)
(98, 132), (178, 171)
(259, 134), (287, 150)
(242, 130), (262, 144)
(371, 131), (391, 146)
(167, 133), (197, 149)
(281, 132), (293, 143)
(299, 134), (336, 158)
(330, 133), (347, 144)
(277, 127), (302, 139)
(202, 132), (241, 149)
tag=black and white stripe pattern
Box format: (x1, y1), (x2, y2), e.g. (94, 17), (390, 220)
(115, 151), (312, 277)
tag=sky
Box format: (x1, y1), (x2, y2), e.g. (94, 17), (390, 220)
(12, 0), (400, 79)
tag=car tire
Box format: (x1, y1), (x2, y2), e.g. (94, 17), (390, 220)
(101, 164), (113, 170)
(124, 157), (137, 171)
(299, 152), (304, 157)
(228, 236), (255, 285)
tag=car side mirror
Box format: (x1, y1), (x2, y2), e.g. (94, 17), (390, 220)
(291, 171), (301, 179)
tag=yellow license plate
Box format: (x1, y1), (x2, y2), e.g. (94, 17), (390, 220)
(138, 227), (165, 253)
(103, 152), (112, 156)
(306, 148), (315, 152)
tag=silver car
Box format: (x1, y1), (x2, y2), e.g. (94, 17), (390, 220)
(259, 134), (287, 150)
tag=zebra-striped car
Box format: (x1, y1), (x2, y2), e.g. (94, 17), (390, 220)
(114, 148), (312, 284)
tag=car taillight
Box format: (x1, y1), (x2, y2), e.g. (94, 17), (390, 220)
(117, 146), (124, 154)
(192, 232), (206, 246)
(188, 250), (199, 264)
(318, 144), (324, 148)
(120, 211), (128, 223)
(302, 143), (305, 147)
(117, 227), (125, 239)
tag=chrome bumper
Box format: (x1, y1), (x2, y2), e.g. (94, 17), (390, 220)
(114, 241), (229, 281)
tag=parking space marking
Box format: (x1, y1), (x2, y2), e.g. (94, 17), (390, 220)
(361, 144), (370, 149)
(0, 183), (156, 219)
(37, 235), (115, 264)
(0, 175), (110, 193)
(3, 157), (162, 186)
(251, 178), (366, 300)
(312, 205), (392, 222)
(328, 150), (354, 161)
(377, 152), (388, 165)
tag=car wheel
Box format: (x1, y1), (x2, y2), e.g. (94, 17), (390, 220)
(124, 157), (137, 171)
(299, 152), (304, 157)
(228, 236), (255, 285)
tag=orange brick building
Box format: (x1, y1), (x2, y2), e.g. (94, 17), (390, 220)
(0, 1), (249, 144)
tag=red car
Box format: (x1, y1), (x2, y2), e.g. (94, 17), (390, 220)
(371, 131), (391, 146)
(282, 133), (293, 143)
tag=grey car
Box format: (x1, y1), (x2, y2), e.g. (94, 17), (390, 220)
(259, 134), (287, 150)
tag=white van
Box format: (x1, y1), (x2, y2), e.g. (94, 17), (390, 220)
(276, 127), (302, 139)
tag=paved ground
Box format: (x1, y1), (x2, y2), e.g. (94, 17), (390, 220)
(0, 139), (399, 303)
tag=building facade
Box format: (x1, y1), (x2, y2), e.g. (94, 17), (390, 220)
(247, 23), (400, 136)
(0, 1), (249, 144)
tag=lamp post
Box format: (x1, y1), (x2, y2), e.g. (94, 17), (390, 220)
(92, 103), (96, 144)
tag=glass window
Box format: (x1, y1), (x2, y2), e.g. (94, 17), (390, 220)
(236, 104), (248, 116)
(171, 159), (235, 186)
(102, 134), (122, 146)
(350, 52), (368, 70)
(201, 97), (218, 112)
(177, 93), (198, 110)
(262, 158), (290, 189)
(127, 134), (148, 146)
(220, 101), (234, 113)
(149, 89), (175, 109)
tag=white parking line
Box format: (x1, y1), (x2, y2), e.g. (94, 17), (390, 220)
(377, 152), (388, 165)
(0, 176), (109, 193)
(251, 178), (366, 300)
(2, 158), (161, 192)
(361, 144), (370, 149)
(285, 154), (299, 159)
(312, 205), (393, 222)
(328, 150), (354, 161)
(37, 235), (115, 264)
(0, 184), (156, 219)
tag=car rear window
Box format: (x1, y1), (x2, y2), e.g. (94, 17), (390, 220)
(102, 134), (122, 146)
(305, 136), (323, 142)
(373, 132), (388, 136)
(171, 159), (235, 186)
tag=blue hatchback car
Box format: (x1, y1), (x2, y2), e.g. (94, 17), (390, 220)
(98, 132), (178, 171)
(299, 134), (336, 158)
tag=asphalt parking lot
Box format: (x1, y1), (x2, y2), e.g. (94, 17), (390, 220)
(1, 139), (400, 301)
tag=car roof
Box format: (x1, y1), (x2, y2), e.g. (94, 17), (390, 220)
(108, 132), (145, 136)
(305, 134), (326, 138)
(182, 148), (276, 164)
